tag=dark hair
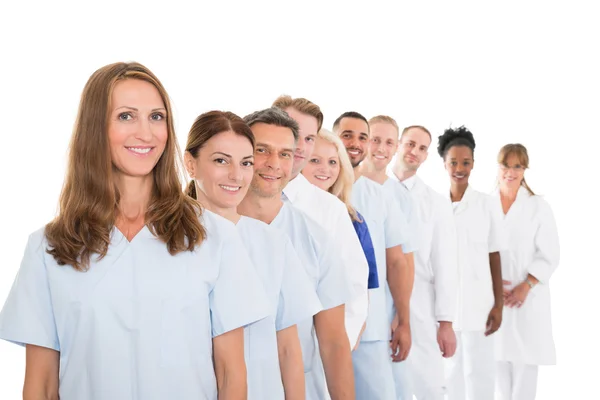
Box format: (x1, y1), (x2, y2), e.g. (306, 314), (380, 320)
(185, 110), (255, 199)
(243, 107), (299, 142)
(332, 111), (369, 132)
(437, 126), (476, 159)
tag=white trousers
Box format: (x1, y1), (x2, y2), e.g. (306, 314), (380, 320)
(352, 341), (396, 399)
(391, 319), (445, 400)
(495, 361), (538, 400)
(444, 330), (495, 400)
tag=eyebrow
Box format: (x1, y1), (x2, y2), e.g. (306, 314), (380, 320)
(114, 106), (166, 112)
(211, 151), (232, 158)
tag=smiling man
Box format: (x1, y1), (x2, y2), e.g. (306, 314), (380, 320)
(333, 111), (413, 399)
(238, 107), (357, 400)
(388, 125), (459, 400)
(273, 96), (370, 354)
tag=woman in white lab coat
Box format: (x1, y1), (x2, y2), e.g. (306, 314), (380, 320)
(437, 126), (505, 400)
(492, 143), (560, 400)
(0, 62), (270, 400)
(184, 110), (322, 399)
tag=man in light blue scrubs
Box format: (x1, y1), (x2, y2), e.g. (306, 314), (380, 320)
(334, 111), (414, 399)
(238, 107), (358, 400)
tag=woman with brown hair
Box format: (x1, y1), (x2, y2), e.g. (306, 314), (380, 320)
(0, 62), (269, 400)
(184, 110), (321, 400)
(492, 144), (560, 400)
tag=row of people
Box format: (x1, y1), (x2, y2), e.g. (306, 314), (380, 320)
(0, 61), (560, 400)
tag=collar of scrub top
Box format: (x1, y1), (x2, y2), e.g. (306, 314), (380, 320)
(446, 184), (475, 215)
(386, 170), (416, 190)
(491, 185), (532, 218)
(281, 173), (310, 203)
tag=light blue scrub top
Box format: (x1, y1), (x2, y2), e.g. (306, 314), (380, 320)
(352, 176), (408, 342)
(0, 211), (270, 400)
(383, 176), (420, 253)
(271, 201), (355, 399)
(235, 214), (323, 399)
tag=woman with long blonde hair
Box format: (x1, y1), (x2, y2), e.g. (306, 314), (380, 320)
(0, 62), (269, 400)
(302, 128), (379, 292)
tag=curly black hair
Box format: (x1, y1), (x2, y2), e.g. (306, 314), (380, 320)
(437, 126), (476, 159)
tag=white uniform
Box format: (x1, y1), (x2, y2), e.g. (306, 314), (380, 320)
(391, 175), (459, 400)
(491, 187), (560, 400)
(233, 214), (323, 399)
(283, 174), (369, 348)
(383, 175), (420, 254)
(272, 201), (357, 400)
(442, 186), (507, 400)
(350, 176), (409, 399)
(0, 211), (270, 400)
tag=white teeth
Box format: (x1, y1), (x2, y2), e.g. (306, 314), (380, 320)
(374, 155), (386, 160)
(455, 175), (465, 178)
(127, 147), (151, 154)
(220, 185), (240, 192)
(315, 175), (329, 180)
(260, 175), (278, 180)
(348, 150), (360, 155)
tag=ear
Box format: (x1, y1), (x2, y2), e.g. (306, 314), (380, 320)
(184, 151), (196, 178)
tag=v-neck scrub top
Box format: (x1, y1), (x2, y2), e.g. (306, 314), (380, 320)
(0, 211), (270, 400)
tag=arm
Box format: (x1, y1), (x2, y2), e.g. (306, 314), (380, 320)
(485, 252), (504, 335)
(277, 326), (305, 400)
(386, 245), (413, 361)
(526, 199), (560, 284)
(213, 328), (247, 400)
(23, 345), (59, 400)
(314, 305), (355, 400)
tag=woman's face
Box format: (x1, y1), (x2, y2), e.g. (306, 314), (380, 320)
(186, 131), (254, 212)
(302, 137), (341, 192)
(444, 145), (474, 185)
(497, 153), (525, 191)
(108, 79), (168, 179)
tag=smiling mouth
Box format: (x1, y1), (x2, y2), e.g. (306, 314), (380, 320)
(373, 155), (386, 160)
(259, 174), (280, 182)
(454, 174), (466, 179)
(126, 146), (153, 155)
(314, 175), (330, 181)
(348, 149), (362, 156)
(219, 184), (241, 192)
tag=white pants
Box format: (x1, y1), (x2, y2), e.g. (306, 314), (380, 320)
(444, 331), (495, 400)
(352, 341), (396, 399)
(391, 319), (445, 400)
(495, 361), (538, 400)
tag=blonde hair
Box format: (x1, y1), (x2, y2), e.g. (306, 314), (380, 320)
(315, 129), (361, 222)
(369, 115), (399, 134)
(272, 95), (324, 132)
(497, 143), (535, 195)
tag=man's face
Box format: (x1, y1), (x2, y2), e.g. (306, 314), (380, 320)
(337, 117), (370, 168)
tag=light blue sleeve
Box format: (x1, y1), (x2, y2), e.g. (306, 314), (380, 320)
(384, 192), (409, 250)
(310, 223), (354, 310)
(0, 231), (60, 351)
(276, 239), (323, 331)
(210, 231), (271, 338)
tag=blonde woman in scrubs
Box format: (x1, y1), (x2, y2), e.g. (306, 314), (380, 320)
(436, 126), (505, 400)
(492, 144), (560, 400)
(0, 62), (270, 400)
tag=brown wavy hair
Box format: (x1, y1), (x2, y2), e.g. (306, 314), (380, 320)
(185, 111), (255, 199)
(45, 62), (206, 271)
(497, 143), (536, 195)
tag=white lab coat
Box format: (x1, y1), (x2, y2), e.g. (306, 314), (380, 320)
(491, 186), (560, 366)
(283, 174), (369, 349)
(392, 175), (458, 400)
(447, 185), (506, 332)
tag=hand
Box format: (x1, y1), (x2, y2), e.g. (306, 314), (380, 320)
(437, 321), (456, 358)
(390, 315), (411, 362)
(485, 306), (503, 336)
(505, 281), (530, 308)
(502, 280), (512, 301)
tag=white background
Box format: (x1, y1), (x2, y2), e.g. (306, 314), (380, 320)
(1, 1), (598, 398)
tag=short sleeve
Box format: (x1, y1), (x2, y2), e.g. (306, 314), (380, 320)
(353, 213), (379, 289)
(311, 225), (354, 310)
(384, 195), (409, 250)
(210, 232), (270, 337)
(487, 195), (507, 253)
(276, 240), (323, 331)
(0, 231), (60, 351)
